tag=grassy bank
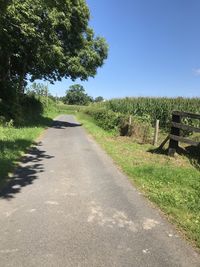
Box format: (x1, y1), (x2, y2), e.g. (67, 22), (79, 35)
(76, 112), (200, 248)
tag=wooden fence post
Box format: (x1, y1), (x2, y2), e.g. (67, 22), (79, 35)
(153, 120), (159, 146)
(129, 115), (132, 126)
(168, 113), (181, 156)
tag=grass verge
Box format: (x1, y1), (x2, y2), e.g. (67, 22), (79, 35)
(76, 112), (200, 248)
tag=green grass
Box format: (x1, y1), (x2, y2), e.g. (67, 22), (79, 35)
(77, 112), (200, 248)
(0, 125), (44, 183)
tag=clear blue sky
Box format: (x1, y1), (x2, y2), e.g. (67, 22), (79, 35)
(45, 0), (200, 98)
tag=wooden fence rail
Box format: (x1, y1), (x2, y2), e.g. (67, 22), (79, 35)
(168, 111), (200, 156)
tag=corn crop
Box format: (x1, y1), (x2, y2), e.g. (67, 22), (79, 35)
(93, 97), (200, 128)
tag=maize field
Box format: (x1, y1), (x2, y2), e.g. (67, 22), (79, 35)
(93, 97), (200, 128)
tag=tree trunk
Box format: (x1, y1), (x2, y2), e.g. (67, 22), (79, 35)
(0, 54), (11, 100)
(18, 73), (25, 94)
(18, 63), (26, 95)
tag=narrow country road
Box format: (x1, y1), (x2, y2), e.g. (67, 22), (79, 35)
(0, 115), (199, 267)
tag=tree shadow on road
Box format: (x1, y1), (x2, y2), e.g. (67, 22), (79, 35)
(52, 120), (82, 129)
(0, 118), (80, 199)
(0, 143), (54, 200)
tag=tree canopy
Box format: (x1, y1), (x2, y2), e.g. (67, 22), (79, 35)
(26, 82), (49, 97)
(0, 0), (108, 97)
(64, 84), (92, 105)
(95, 96), (104, 102)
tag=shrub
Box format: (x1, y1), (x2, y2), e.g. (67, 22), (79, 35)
(118, 114), (152, 143)
(84, 107), (152, 143)
(84, 107), (121, 131)
(20, 95), (43, 121)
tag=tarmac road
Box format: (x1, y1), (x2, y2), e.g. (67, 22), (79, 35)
(0, 115), (199, 267)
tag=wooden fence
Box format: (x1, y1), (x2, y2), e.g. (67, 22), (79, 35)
(168, 111), (200, 156)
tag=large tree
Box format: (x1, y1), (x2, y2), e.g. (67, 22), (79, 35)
(94, 96), (104, 102)
(64, 84), (92, 105)
(0, 0), (108, 98)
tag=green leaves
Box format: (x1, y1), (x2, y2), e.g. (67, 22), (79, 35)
(64, 84), (93, 105)
(0, 0), (108, 96)
(94, 97), (200, 129)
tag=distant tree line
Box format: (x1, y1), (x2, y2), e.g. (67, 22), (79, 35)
(26, 83), (104, 106)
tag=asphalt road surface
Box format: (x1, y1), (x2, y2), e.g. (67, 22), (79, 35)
(0, 115), (199, 267)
